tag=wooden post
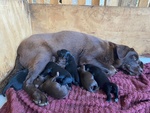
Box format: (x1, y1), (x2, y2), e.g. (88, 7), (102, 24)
(62, 0), (72, 4)
(104, 0), (107, 6)
(120, 0), (137, 7)
(92, 0), (100, 5)
(138, 0), (149, 7)
(36, 0), (45, 4)
(106, 0), (120, 6)
(78, 0), (86, 5)
(28, 0), (32, 3)
(50, 0), (58, 4)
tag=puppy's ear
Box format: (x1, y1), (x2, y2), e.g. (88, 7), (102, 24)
(116, 45), (132, 59)
(57, 50), (61, 56)
(138, 61), (144, 69)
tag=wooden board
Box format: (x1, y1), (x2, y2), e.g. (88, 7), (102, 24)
(138, 0), (149, 7)
(120, 0), (137, 7)
(0, 0), (32, 82)
(30, 4), (150, 55)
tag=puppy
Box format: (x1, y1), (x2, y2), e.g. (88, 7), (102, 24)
(85, 64), (119, 102)
(33, 65), (54, 88)
(78, 65), (99, 92)
(2, 69), (28, 96)
(39, 72), (69, 99)
(56, 49), (80, 85)
(52, 56), (67, 69)
(40, 61), (73, 88)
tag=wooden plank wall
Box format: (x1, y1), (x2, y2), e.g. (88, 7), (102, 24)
(27, 0), (150, 7)
(30, 5), (150, 55)
(0, 0), (32, 82)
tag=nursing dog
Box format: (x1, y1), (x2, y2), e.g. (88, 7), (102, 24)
(85, 64), (119, 102)
(56, 49), (80, 85)
(78, 65), (99, 92)
(3, 31), (143, 106)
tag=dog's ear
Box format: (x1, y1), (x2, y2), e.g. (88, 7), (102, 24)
(138, 61), (144, 69)
(116, 45), (132, 59)
(57, 50), (61, 56)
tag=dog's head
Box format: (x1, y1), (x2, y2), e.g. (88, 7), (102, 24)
(116, 45), (143, 76)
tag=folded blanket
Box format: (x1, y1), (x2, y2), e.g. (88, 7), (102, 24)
(1, 63), (150, 113)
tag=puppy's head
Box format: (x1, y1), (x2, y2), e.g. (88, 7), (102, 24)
(57, 49), (70, 60)
(90, 82), (99, 93)
(116, 45), (143, 76)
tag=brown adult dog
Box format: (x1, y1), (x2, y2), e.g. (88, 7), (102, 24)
(78, 65), (99, 92)
(6, 31), (143, 106)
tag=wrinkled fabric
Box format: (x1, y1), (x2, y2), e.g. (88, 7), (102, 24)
(1, 63), (150, 113)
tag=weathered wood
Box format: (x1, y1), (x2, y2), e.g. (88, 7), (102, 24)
(50, 0), (58, 4)
(92, 0), (99, 5)
(104, 0), (107, 6)
(106, 0), (119, 6)
(120, 0), (137, 7)
(138, 0), (149, 7)
(28, 0), (32, 3)
(62, 0), (72, 4)
(78, 0), (86, 5)
(30, 5), (150, 55)
(0, 0), (32, 82)
(36, 0), (44, 4)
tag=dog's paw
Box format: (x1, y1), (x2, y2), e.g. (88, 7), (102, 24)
(114, 98), (119, 103)
(32, 90), (48, 106)
(106, 96), (111, 102)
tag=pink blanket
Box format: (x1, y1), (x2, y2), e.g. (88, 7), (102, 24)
(1, 63), (150, 113)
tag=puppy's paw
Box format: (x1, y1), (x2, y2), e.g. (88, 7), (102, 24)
(32, 89), (48, 106)
(106, 96), (111, 102)
(114, 98), (119, 103)
(106, 99), (111, 102)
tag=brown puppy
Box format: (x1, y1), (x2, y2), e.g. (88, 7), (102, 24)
(5, 31), (143, 106)
(39, 72), (69, 100)
(78, 65), (99, 92)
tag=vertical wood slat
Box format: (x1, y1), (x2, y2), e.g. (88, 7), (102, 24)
(138, 0), (149, 7)
(50, 0), (58, 4)
(62, 0), (72, 4)
(28, 0), (32, 3)
(120, 0), (137, 7)
(104, 0), (107, 6)
(118, 0), (122, 6)
(36, 0), (45, 4)
(106, 0), (120, 6)
(78, 0), (86, 5)
(92, 0), (100, 5)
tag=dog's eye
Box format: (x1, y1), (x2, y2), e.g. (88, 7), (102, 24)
(132, 55), (137, 61)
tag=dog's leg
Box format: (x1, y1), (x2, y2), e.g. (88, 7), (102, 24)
(79, 57), (116, 76)
(103, 83), (112, 102)
(110, 83), (119, 102)
(23, 55), (50, 106)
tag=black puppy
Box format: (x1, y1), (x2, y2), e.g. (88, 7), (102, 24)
(85, 64), (119, 102)
(57, 49), (80, 85)
(40, 61), (73, 88)
(2, 69), (28, 96)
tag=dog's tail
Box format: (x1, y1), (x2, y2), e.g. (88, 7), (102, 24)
(0, 55), (24, 94)
(2, 82), (13, 96)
